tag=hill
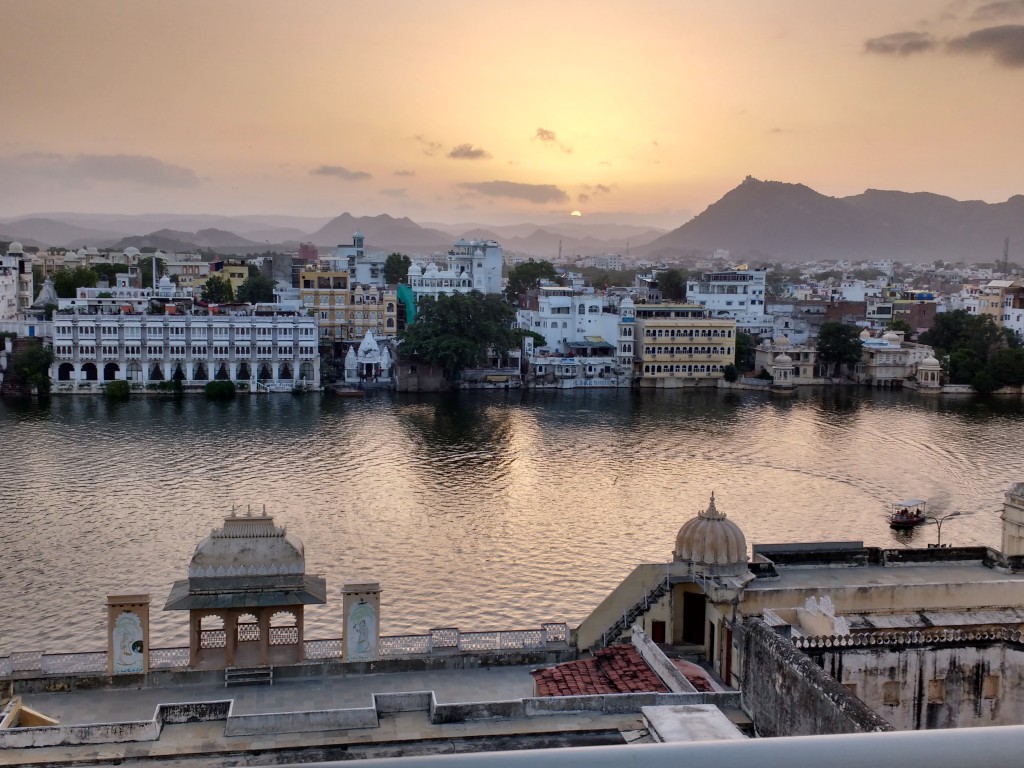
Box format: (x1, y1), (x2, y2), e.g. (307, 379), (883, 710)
(310, 213), (453, 252)
(641, 177), (1024, 263)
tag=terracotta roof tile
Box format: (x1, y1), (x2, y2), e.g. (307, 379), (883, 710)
(531, 645), (669, 697)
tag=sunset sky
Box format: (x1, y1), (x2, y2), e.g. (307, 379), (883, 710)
(3, 0), (1024, 227)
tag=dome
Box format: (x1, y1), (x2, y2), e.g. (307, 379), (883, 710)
(773, 352), (793, 365)
(772, 334), (791, 346)
(919, 354), (940, 368)
(882, 331), (901, 343)
(124, 246), (140, 256)
(7, 241), (23, 254)
(674, 492), (747, 574)
(859, 329), (872, 340)
(188, 512), (305, 578)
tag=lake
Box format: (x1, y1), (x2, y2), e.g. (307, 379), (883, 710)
(1, 388), (1022, 653)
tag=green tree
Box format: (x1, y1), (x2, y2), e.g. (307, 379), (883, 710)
(384, 252), (412, 285)
(815, 322), (863, 378)
(505, 260), (557, 302)
(398, 290), (523, 378)
(886, 319), (914, 336)
(93, 263), (130, 285)
(657, 268), (687, 302)
(138, 256), (167, 288)
(236, 273), (276, 303)
(52, 265), (98, 298)
(201, 274), (235, 304)
(986, 348), (1024, 388)
(6, 342), (54, 396)
(735, 331), (757, 373)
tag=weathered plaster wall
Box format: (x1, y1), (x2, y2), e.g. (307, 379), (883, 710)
(738, 619), (893, 737)
(811, 641), (1024, 730)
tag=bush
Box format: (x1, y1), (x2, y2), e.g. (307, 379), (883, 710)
(205, 380), (236, 400)
(723, 364), (738, 383)
(104, 380), (130, 399)
(756, 367), (774, 381)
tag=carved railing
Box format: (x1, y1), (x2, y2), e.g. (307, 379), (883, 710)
(793, 626), (1024, 650)
(0, 621), (570, 677)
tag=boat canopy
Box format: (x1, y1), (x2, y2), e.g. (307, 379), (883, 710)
(893, 499), (926, 507)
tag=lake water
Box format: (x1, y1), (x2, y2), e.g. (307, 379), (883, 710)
(2, 388), (1023, 654)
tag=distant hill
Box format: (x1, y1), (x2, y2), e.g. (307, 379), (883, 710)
(641, 177), (1024, 263)
(2, 217), (124, 248)
(310, 213), (453, 252)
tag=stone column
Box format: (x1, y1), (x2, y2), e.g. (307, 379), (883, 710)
(1001, 483), (1024, 557)
(342, 582), (381, 661)
(107, 594), (150, 675)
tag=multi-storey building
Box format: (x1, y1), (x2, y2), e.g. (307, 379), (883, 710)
(50, 308), (319, 390)
(685, 266), (769, 335)
(1, 242), (34, 318)
(298, 262), (398, 346)
(406, 238), (504, 302)
(632, 303), (737, 387)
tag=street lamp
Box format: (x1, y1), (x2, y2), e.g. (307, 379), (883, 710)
(927, 511), (973, 548)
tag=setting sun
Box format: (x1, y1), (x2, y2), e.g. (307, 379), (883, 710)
(570, 210), (582, 217)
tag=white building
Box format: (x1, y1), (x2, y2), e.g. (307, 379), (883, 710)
(405, 238), (504, 303)
(686, 267), (770, 335)
(50, 309), (319, 391)
(1, 242), (34, 318)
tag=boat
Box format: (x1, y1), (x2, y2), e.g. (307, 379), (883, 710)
(888, 498), (928, 529)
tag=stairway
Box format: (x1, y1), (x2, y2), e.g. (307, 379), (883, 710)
(592, 577), (670, 652)
(224, 666), (274, 687)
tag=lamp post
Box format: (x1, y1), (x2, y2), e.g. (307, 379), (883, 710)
(928, 511), (973, 548)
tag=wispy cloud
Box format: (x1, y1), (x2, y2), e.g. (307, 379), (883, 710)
(460, 180), (568, 204)
(971, 1), (1024, 22)
(380, 187), (408, 198)
(532, 127), (572, 153)
(864, 31), (938, 56)
(947, 24), (1024, 67)
(310, 165), (372, 180)
(0, 152), (201, 187)
(448, 143), (492, 160)
(414, 135), (444, 156)
(394, 169), (416, 177)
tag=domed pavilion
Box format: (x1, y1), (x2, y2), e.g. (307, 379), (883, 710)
(674, 492), (748, 578)
(164, 508), (326, 669)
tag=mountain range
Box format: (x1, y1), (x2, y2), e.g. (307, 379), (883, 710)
(640, 177), (1024, 263)
(3, 178), (1022, 263)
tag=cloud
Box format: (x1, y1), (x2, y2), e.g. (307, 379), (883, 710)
(380, 187), (408, 198)
(864, 31), (938, 56)
(448, 143), (492, 160)
(947, 24), (1024, 66)
(310, 165), (372, 180)
(971, 1), (1024, 22)
(413, 135), (444, 156)
(580, 183), (612, 198)
(394, 169), (416, 177)
(532, 127), (572, 153)
(578, 193), (590, 203)
(459, 180), (568, 204)
(0, 152), (201, 187)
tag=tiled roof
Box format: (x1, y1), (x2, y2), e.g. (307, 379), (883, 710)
(672, 658), (716, 692)
(531, 645), (669, 697)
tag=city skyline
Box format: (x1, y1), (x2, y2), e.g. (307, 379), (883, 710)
(3, 0), (1024, 227)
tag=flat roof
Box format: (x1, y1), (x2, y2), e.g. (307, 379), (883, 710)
(746, 562), (1024, 593)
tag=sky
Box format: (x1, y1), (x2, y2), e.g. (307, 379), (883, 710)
(2, 0), (1024, 228)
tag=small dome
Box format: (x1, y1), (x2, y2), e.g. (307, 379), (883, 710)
(772, 334), (791, 346)
(674, 493), (747, 573)
(859, 329), (872, 340)
(773, 352), (793, 365)
(882, 331), (901, 343)
(7, 241), (23, 254)
(124, 247), (140, 256)
(919, 354), (940, 368)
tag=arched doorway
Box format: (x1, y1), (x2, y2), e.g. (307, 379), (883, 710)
(81, 362), (98, 381)
(149, 363), (164, 381)
(258, 363), (272, 381)
(58, 362), (75, 381)
(237, 362), (251, 381)
(215, 363), (230, 380)
(193, 362), (208, 381)
(300, 362), (314, 381)
(126, 361), (141, 382)
(279, 362), (293, 380)
(172, 363), (186, 381)
(103, 362), (119, 381)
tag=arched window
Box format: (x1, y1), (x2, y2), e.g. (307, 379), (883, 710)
(58, 363), (75, 381)
(236, 613), (260, 643)
(269, 611), (299, 646)
(199, 614), (226, 649)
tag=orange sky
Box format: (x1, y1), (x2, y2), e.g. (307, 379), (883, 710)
(2, 0), (1023, 227)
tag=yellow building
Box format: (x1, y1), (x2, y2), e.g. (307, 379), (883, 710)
(299, 265), (398, 344)
(632, 303), (737, 387)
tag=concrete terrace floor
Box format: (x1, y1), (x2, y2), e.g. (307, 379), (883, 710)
(3, 666), (652, 766)
(18, 666), (538, 725)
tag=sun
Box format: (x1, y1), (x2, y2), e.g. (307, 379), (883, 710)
(570, 210), (582, 217)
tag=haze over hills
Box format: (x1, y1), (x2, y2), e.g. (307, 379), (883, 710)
(4, 179), (1024, 264)
(642, 177), (1024, 263)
